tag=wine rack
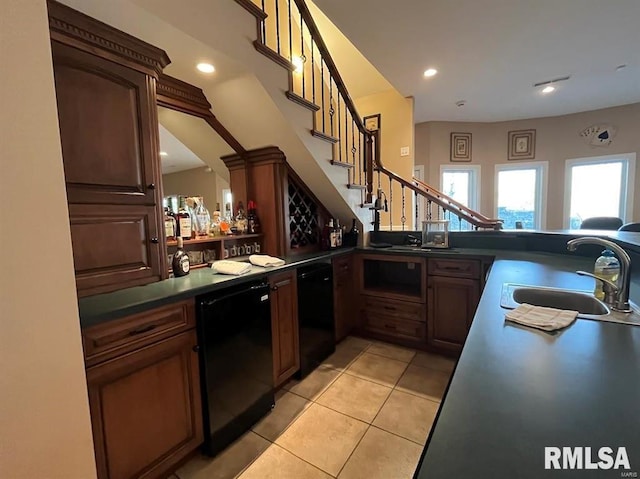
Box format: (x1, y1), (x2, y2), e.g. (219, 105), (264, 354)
(288, 177), (320, 250)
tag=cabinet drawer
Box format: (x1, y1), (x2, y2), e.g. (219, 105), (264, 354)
(363, 312), (426, 342)
(363, 296), (425, 323)
(83, 300), (195, 366)
(428, 258), (480, 279)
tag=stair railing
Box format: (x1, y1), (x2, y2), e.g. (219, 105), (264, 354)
(239, 0), (503, 230)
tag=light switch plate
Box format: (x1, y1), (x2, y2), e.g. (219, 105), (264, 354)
(400, 146), (410, 157)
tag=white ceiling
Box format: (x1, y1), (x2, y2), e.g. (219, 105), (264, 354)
(313, 0), (640, 123)
(158, 124), (205, 174)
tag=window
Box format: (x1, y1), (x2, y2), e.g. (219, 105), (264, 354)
(440, 165), (480, 211)
(495, 162), (548, 229)
(564, 153), (636, 228)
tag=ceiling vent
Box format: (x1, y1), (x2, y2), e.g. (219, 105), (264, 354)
(533, 75), (571, 87)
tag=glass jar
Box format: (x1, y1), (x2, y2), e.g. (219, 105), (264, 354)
(193, 197), (211, 237)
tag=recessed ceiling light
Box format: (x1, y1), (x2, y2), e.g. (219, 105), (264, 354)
(196, 62), (215, 73)
(616, 64), (627, 72)
(159, 151), (168, 156)
(542, 86), (555, 94)
(423, 68), (438, 77)
(455, 100), (466, 107)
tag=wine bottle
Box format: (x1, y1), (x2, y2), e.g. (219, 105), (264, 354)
(172, 237), (190, 277)
(235, 201), (248, 234)
(247, 200), (261, 234)
(176, 196), (192, 241)
(328, 219), (336, 249)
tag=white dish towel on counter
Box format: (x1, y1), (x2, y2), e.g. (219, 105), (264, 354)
(249, 254), (285, 268)
(211, 260), (252, 276)
(505, 303), (578, 332)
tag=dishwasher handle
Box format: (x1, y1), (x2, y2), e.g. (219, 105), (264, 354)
(200, 283), (269, 308)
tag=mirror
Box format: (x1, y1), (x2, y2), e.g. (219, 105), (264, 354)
(158, 105), (234, 215)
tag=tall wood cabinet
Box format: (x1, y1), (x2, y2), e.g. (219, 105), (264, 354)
(269, 270), (300, 386)
(48, 0), (171, 297)
(83, 300), (202, 479)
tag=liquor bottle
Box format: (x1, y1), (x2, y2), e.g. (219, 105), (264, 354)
(194, 196), (211, 237)
(176, 196), (192, 241)
(343, 218), (359, 247)
(235, 201), (248, 234)
(328, 219), (337, 249)
(172, 237), (190, 277)
(164, 206), (177, 241)
(211, 202), (221, 236)
(247, 200), (261, 234)
(335, 219), (343, 247)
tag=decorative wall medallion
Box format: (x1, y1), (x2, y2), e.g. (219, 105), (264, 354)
(450, 132), (472, 162)
(508, 129), (536, 160)
(364, 113), (381, 132)
(579, 124), (617, 147)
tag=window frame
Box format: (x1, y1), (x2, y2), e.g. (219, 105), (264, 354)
(439, 164), (481, 212)
(563, 153), (636, 228)
(494, 161), (548, 230)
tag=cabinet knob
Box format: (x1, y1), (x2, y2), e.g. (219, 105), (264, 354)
(271, 286), (278, 291)
(147, 183), (156, 190)
(192, 345), (200, 353)
(150, 237), (159, 244)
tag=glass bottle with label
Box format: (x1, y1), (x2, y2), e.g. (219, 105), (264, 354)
(328, 219), (337, 249)
(194, 196), (211, 237)
(247, 200), (261, 234)
(235, 201), (248, 234)
(176, 196), (193, 241)
(172, 237), (190, 277)
(164, 206), (177, 241)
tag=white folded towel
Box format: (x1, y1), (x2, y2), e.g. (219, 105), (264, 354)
(505, 303), (578, 332)
(211, 260), (252, 276)
(249, 254), (285, 268)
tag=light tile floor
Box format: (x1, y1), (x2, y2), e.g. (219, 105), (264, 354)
(175, 337), (455, 479)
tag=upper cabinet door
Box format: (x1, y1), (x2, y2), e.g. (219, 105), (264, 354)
(52, 42), (159, 205)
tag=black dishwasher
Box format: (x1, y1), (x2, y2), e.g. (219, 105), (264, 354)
(196, 280), (274, 457)
(297, 263), (335, 378)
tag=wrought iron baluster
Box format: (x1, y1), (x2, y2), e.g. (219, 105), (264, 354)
(344, 102), (348, 171)
(427, 200), (432, 220)
(415, 190), (418, 231)
(261, 0), (266, 42)
(401, 185), (406, 231)
(311, 41), (315, 104)
(459, 216), (462, 231)
(337, 95), (341, 163)
(321, 59), (325, 132)
(358, 130), (362, 185)
(287, 0), (292, 60)
(389, 176), (393, 231)
(329, 80), (334, 137)
(275, 0), (280, 54)
(300, 16), (305, 98)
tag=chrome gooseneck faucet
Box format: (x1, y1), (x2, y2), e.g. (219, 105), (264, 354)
(567, 237), (632, 312)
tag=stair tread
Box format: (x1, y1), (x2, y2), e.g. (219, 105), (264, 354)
(311, 130), (339, 143)
(286, 91), (320, 111)
(347, 183), (366, 190)
(330, 160), (353, 169)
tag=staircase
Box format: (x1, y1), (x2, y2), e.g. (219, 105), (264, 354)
(235, 0), (502, 231)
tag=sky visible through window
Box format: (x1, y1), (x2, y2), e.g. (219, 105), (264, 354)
(442, 171), (469, 207)
(569, 162), (622, 228)
(497, 169), (537, 229)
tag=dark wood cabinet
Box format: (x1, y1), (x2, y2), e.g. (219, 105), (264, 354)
(356, 254), (428, 349)
(83, 301), (202, 479)
(427, 259), (481, 354)
(269, 270), (300, 386)
(333, 254), (355, 342)
(48, 1), (170, 297)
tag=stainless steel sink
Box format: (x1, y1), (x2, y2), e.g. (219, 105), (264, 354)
(501, 283), (640, 326)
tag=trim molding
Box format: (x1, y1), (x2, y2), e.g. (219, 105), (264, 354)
(47, 0), (170, 78)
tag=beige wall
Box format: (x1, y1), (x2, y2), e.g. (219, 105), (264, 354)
(415, 103), (640, 229)
(356, 90), (415, 229)
(162, 167), (227, 212)
(0, 1), (97, 477)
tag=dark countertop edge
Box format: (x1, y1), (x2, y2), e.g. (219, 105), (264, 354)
(78, 248), (353, 328)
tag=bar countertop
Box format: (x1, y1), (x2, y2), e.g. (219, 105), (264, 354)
(414, 250), (640, 479)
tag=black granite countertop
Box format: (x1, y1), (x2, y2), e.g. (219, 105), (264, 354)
(78, 248), (353, 328)
(415, 251), (640, 479)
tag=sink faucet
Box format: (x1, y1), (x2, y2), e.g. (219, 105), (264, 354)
(566, 237), (632, 312)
